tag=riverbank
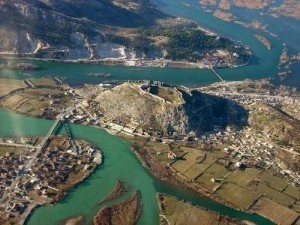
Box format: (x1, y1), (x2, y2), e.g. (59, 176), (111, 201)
(23, 150), (103, 225)
(0, 136), (103, 225)
(157, 193), (248, 225)
(93, 191), (141, 225)
(98, 180), (128, 205)
(0, 55), (250, 70)
(129, 139), (237, 210)
(0, 109), (280, 225)
(0, 62), (40, 71)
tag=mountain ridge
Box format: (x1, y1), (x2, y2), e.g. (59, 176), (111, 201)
(0, 0), (251, 66)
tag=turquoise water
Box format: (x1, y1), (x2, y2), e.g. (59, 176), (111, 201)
(0, 109), (274, 225)
(0, 0), (285, 88)
(0, 1), (298, 224)
(153, 0), (300, 87)
(1, 1), (299, 88)
(0, 59), (219, 87)
(153, 0), (283, 80)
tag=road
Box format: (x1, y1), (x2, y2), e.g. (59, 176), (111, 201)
(0, 142), (38, 149)
(0, 111), (67, 206)
(26, 116), (62, 169)
(200, 89), (299, 101)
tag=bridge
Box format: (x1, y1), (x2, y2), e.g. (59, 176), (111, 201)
(39, 116), (62, 149)
(0, 107), (77, 206)
(210, 67), (224, 82)
(63, 122), (80, 154)
(26, 116), (63, 171)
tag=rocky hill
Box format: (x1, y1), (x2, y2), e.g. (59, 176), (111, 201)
(92, 83), (248, 135)
(0, 0), (251, 64)
(0, 0), (164, 58)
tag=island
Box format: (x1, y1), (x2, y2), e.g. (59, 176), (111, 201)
(254, 34), (271, 50)
(98, 180), (129, 205)
(93, 192), (141, 225)
(199, 0), (300, 20)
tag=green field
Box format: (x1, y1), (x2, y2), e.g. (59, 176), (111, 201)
(205, 163), (229, 178)
(216, 182), (260, 209)
(259, 171), (288, 191)
(284, 185), (300, 200)
(226, 168), (261, 187)
(0, 79), (26, 97)
(159, 194), (241, 225)
(29, 78), (57, 87)
(195, 172), (224, 192)
(251, 198), (299, 225)
(254, 183), (296, 206)
(172, 149), (224, 177)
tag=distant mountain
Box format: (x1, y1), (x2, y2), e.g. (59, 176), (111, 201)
(0, 0), (165, 57)
(0, 0), (251, 65)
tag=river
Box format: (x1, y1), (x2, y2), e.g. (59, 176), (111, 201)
(0, 109), (274, 225)
(0, 0), (287, 88)
(0, 3), (286, 89)
(0, 0), (298, 224)
(2, 0), (298, 88)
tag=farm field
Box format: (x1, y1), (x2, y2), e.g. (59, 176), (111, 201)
(250, 198), (300, 225)
(28, 78), (57, 87)
(172, 149), (226, 178)
(259, 171), (288, 191)
(226, 168), (261, 187)
(250, 183), (296, 206)
(0, 79), (26, 97)
(158, 194), (243, 225)
(0, 87), (72, 117)
(127, 134), (300, 223)
(215, 182), (260, 209)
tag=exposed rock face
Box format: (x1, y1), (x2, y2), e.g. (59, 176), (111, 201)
(0, 0), (165, 59)
(93, 83), (248, 135)
(0, 0), (250, 65)
(0, 28), (48, 54)
(95, 83), (185, 132)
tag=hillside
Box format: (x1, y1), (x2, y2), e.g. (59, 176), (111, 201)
(0, 0), (164, 57)
(92, 82), (248, 135)
(0, 0), (250, 65)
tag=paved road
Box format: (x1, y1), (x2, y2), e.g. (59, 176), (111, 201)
(0, 142), (38, 149)
(0, 111), (67, 206)
(200, 90), (299, 101)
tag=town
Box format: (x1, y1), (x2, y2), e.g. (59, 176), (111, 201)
(30, 79), (297, 191)
(35, 79), (300, 189)
(0, 77), (299, 225)
(0, 134), (102, 224)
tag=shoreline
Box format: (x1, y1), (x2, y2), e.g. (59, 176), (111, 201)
(128, 141), (277, 225)
(92, 191), (141, 225)
(0, 107), (276, 225)
(0, 56), (250, 70)
(0, 79), (284, 225)
(21, 149), (103, 225)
